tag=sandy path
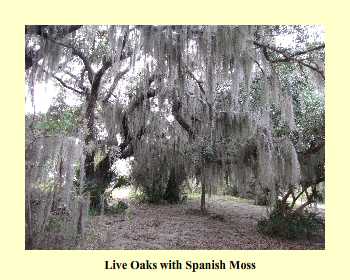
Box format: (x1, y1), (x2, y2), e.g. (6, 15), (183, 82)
(79, 195), (324, 250)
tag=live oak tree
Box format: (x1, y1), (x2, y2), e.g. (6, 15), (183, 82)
(25, 25), (324, 248)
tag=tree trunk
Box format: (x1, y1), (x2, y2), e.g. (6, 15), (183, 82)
(201, 183), (206, 213)
(25, 190), (33, 249)
(164, 167), (180, 203)
(76, 196), (86, 245)
(83, 88), (99, 211)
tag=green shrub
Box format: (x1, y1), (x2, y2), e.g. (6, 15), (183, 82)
(144, 188), (165, 203)
(129, 191), (147, 204)
(257, 201), (323, 240)
(112, 175), (130, 191)
(107, 200), (129, 215)
(88, 207), (100, 216)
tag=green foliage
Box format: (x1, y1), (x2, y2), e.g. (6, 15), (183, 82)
(28, 94), (81, 137)
(112, 175), (130, 191)
(88, 207), (100, 216)
(144, 187), (165, 204)
(275, 63), (325, 151)
(36, 109), (77, 135)
(257, 201), (323, 240)
(83, 183), (105, 195)
(295, 88), (324, 152)
(129, 191), (147, 204)
(106, 200), (129, 215)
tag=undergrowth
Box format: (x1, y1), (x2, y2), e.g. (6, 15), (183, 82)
(257, 201), (324, 240)
(105, 200), (129, 215)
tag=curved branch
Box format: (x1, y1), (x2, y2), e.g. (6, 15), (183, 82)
(254, 41), (325, 79)
(102, 67), (130, 103)
(52, 75), (85, 95)
(185, 67), (206, 96)
(254, 41), (324, 59)
(47, 38), (94, 84)
(172, 97), (195, 140)
(290, 44), (325, 57)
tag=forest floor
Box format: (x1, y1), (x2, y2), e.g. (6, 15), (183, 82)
(79, 191), (325, 250)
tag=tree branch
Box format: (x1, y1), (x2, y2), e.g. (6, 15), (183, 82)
(90, 57), (112, 96)
(184, 67), (206, 97)
(102, 67), (130, 103)
(289, 44), (325, 58)
(172, 97), (195, 140)
(52, 75), (85, 95)
(47, 38), (94, 84)
(62, 70), (80, 82)
(254, 41), (325, 79)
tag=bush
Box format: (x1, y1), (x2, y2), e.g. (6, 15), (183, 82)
(129, 191), (147, 204)
(144, 185), (165, 203)
(88, 207), (100, 216)
(106, 200), (129, 215)
(257, 201), (323, 240)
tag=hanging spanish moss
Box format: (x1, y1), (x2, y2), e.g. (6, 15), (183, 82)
(25, 136), (85, 249)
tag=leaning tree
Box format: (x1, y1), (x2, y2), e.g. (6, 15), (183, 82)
(25, 25), (324, 248)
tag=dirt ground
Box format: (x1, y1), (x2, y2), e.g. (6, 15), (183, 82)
(79, 194), (325, 250)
